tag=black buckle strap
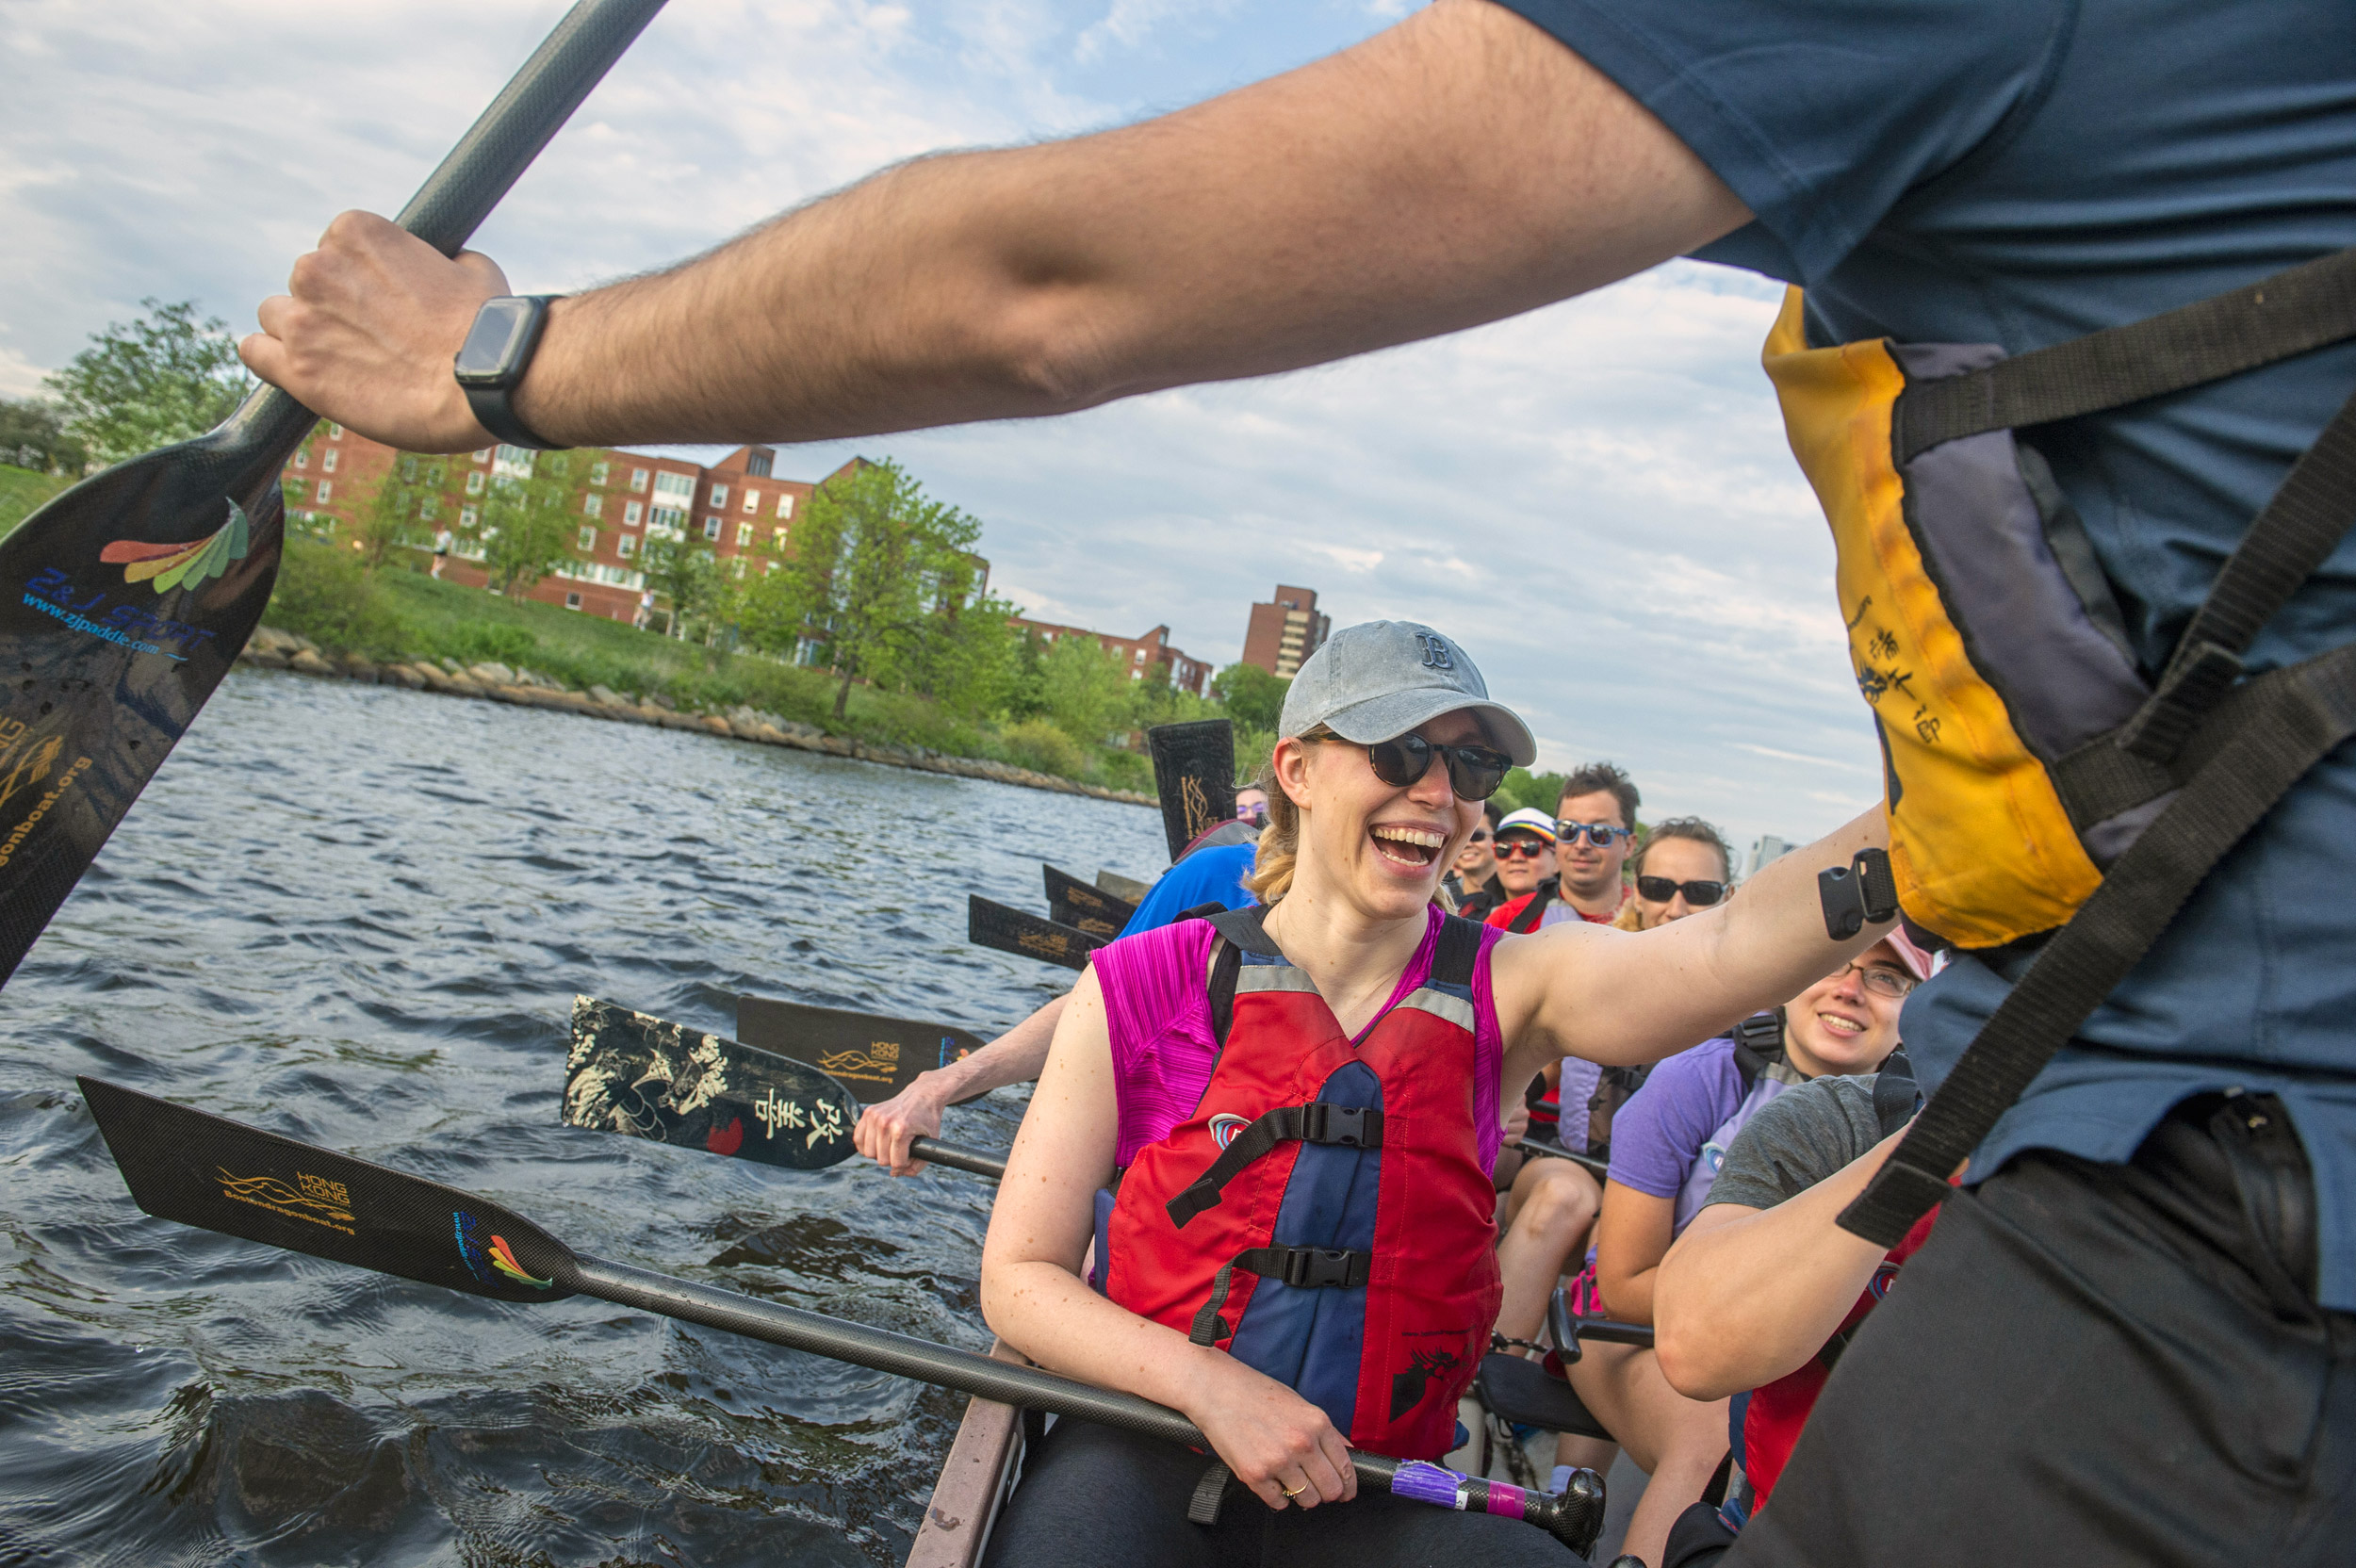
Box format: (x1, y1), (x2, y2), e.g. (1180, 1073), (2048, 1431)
(1165, 1102), (1384, 1228)
(1235, 1245), (1372, 1291)
(1841, 642), (2356, 1246)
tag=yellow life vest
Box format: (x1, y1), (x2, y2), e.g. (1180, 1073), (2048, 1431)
(1759, 250), (2356, 1244)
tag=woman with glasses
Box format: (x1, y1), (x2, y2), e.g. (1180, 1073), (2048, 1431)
(976, 621), (1897, 1567)
(1549, 933), (1931, 1566)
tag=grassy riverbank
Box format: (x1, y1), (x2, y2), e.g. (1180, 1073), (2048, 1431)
(267, 537), (1157, 792)
(0, 464), (73, 533)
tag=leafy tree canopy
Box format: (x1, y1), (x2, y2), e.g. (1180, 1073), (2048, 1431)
(1212, 662), (1290, 731)
(0, 399), (87, 475)
(44, 299), (251, 466)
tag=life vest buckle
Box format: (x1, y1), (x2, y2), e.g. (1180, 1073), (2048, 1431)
(1302, 1102), (1379, 1148)
(1276, 1247), (1365, 1289)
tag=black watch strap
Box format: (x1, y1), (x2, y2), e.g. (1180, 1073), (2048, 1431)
(456, 294), (561, 450)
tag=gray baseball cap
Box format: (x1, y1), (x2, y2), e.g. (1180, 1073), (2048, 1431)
(1278, 621), (1536, 765)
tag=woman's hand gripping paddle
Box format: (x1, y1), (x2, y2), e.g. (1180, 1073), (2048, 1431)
(0, 0), (666, 989)
(75, 1077), (1606, 1557)
(564, 996), (1007, 1180)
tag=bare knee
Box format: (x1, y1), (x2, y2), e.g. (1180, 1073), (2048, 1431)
(1512, 1164), (1599, 1246)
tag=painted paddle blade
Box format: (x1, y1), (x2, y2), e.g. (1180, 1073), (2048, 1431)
(565, 996), (860, 1169)
(1096, 868), (1153, 906)
(1042, 863), (1135, 939)
(0, 0), (667, 989)
(1147, 720), (1235, 861)
(967, 894), (1103, 972)
(734, 994), (986, 1104)
(76, 1076), (580, 1302)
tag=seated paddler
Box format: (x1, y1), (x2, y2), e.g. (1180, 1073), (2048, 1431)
(975, 620), (1897, 1565)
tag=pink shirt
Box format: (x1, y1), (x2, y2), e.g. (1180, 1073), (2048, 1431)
(1090, 906), (1510, 1172)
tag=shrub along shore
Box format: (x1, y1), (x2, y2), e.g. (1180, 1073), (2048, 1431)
(237, 624), (1156, 806)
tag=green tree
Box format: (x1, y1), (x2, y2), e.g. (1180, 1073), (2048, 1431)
(45, 299), (251, 466)
(473, 450), (581, 598)
(757, 458), (990, 721)
(1036, 633), (1140, 747)
(1212, 662), (1290, 730)
(0, 399), (87, 475)
(644, 533), (718, 639)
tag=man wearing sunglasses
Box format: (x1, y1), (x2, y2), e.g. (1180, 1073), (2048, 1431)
(1620, 817), (1737, 932)
(1483, 806), (1561, 927)
(1444, 800), (1507, 917)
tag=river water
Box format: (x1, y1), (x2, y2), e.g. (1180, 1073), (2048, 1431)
(0, 669), (1164, 1567)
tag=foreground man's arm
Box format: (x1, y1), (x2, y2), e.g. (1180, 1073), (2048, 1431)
(853, 994), (1066, 1174)
(240, 0), (1748, 453)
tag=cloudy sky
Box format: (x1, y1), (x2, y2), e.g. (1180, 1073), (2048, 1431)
(2, 0), (1883, 856)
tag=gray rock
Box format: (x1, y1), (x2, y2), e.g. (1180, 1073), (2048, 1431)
(588, 685), (624, 705)
(466, 662), (515, 686)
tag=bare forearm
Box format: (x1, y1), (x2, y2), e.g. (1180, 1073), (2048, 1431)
(1597, 1263), (1660, 1326)
(936, 995), (1066, 1101)
(1653, 1137), (1899, 1398)
(983, 1260), (1225, 1411)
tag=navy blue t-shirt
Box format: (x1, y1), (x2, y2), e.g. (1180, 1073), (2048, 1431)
(1496, 0), (2356, 1305)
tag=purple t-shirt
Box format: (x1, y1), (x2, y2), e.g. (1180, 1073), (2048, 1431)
(1090, 905), (1509, 1173)
(1605, 1037), (1752, 1231)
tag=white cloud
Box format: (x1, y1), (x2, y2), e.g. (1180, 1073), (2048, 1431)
(0, 346), (49, 400)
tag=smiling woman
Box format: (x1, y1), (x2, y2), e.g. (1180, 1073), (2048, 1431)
(972, 619), (1898, 1566)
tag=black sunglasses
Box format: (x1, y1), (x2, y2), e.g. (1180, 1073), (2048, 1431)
(1636, 875), (1726, 907)
(1359, 733), (1513, 801)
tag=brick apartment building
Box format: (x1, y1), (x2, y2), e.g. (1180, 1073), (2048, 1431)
(283, 425), (857, 623)
(1240, 584), (1329, 678)
(1010, 615), (1213, 697)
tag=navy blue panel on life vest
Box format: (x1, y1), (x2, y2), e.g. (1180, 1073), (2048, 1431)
(1226, 1060), (1383, 1434)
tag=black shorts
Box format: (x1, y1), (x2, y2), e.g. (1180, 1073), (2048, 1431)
(1728, 1092), (2356, 1567)
(981, 1418), (1579, 1568)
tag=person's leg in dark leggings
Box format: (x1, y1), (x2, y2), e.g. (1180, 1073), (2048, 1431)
(1727, 1093), (2356, 1567)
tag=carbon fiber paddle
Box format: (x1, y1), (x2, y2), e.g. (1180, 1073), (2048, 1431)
(968, 894), (1103, 971)
(77, 1076), (1605, 1557)
(0, 0), (666, 987)
(1042, 863), (1136, 939)
(565, 996), (1006, 1180)
(733, 993), (988, 1104)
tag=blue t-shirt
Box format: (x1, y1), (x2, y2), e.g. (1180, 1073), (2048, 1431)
(1118, 842), (1258, 937)
(1499, 0), (2356, 1306)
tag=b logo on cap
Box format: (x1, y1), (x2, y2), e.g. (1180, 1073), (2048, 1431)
(1416, 631), (1453, 671)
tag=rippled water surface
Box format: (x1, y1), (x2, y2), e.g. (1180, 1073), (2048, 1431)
(0, 670), (1163, 1566)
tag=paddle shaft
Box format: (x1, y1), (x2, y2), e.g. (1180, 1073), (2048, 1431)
(575, 1254), (1600, 1549)
(908, 1136), (1006, 1180)
(223, 0), (668, 452)
(1516, 1136), (1608, 1179)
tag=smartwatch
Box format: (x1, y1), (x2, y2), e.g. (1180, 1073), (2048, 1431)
(453, 295), (561, 449)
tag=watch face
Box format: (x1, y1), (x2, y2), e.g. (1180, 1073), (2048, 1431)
(454, 298), (534, 384)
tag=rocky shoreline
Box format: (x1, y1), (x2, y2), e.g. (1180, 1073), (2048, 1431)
(237, 626), (1157, 808)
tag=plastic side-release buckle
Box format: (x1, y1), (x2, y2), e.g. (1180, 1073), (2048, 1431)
(1269, 1247), (1369, 1289)
(1818, 847), (1897, 939)
(1302, 1102), (1382, 1148)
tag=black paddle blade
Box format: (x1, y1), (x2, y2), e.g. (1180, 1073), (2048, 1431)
(76, 1075), (581, 1302)
(1097, 868), (1153, 905)
(1042, 863), (1137, 939)
(967, 894), (1103, 972)
(0, 404), (308, 984)
(565, 996), (861, 1169)
(1147, 720), (1236, 861)
(733, 995), (986, 1103)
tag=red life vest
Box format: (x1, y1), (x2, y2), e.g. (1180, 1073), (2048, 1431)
(1740, 1206), (1939, 1509)
(1102, 907), (1503, 1461)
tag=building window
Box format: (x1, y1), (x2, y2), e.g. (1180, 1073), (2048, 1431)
(320, 448), (338, 474)
(328, 423), (344, 440)
(652, 471), (695, 501)
(630, 467), (649, 492)
(746, 449), (773, 478)
(578, 525), (598, 552)
(776, 494), (794, 518)
(772, 526), (789, 548)
(1134, 648), (1147, 662)
(650, 506), (686, 534)
(582, 493), (603, 517)
(623, 500), (643, 526)
(400, 457), (418, 481)
(316, 481), (334, 503)
(617, 533), (636, 558)
(1130, 668), (1142, 680)
(708, 483), (729, 509)
(465, 470), (485, 496)
(735, 522), (753, 547)
(764, 560), (778, 575)
(293, 449), (309, 468)
(590, 461), (609, 487)
(496, 444), (537, 467)
(475, 449), (493, 464)
(564, 592), (582, 610)
(742, 489), (760, 513)
(460, 505), (479, 528)
(418, 496), (434, 520)
(703, 515), (722, 541)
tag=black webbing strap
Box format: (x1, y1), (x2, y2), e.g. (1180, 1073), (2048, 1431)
(1894, 246), (2356, 462)
(1431, 909), (1484, 986)
(1166, 1102), (1384, 1228)
(1186, 1247), (1374, 1345)
(1817, 1326), (1855, 1374)
(2116, 381), (2356, 762)
(1186, 1461), (1234, 1525)
(1203, 905), (1280, 1049)
(1505, 882), (1555, 934)
(1840, 642), (2356, 1246)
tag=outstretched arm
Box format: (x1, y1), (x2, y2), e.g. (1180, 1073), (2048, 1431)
(854, 995), (1066, 1175)
(980, 971), (1359, 1511)
(1493, 807), (1892, 1077)
(239, 0), (1748, 453)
